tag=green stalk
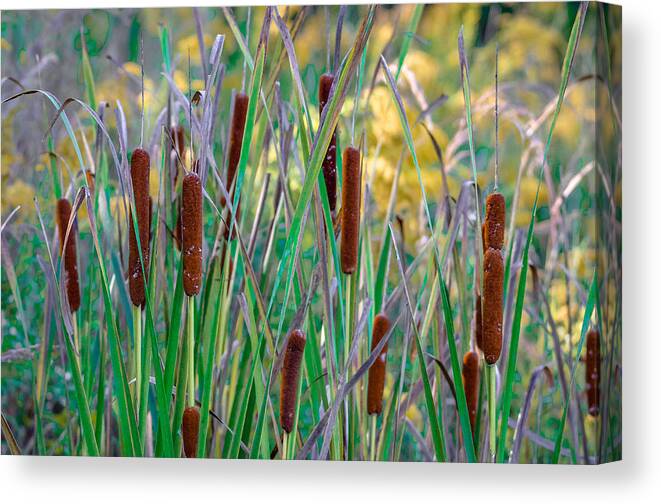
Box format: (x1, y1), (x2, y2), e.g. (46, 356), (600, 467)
(369, 415), (377, 461)
(133, 305), (142, 410)
(488, 364), (496, 460)
(187, 296), (195, 408)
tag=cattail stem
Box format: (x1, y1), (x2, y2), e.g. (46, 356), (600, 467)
(72, 315), (80, 367)
(369, 414), (377, 461)
(281, 432), (289, 460)
(187, 296), (195, 408)
(133, 304), (142, 408)
(488, 364), (496, 460)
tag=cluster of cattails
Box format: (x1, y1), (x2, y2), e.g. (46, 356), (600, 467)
(367, 314), (390, 416)
(482, 192), (505, 365)
(318, 74), (337, 213)
(462, 350), (480, 434)
(223, 91), (249, 239)
(340, 146), (361, 274)
(280, 329), (306, 433)
(128, 148), (151, 308)
(182, 171), (203, 297)
(182, 406), (200, 458)
(56, 198), (80, 312)
(585, 329), (600, 417)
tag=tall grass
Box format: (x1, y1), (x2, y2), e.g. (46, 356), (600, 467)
(0, 3), (620, 463)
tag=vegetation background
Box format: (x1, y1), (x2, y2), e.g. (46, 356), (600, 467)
(1, 1), (621, 465)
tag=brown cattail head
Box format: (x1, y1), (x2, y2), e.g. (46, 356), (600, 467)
(481, 222), (487, 254)
(475, 294), (483, 352)
(171, 125), (186, 162)
(318, 73), (337, 213)
(483, 248), (504, 365)
(280, 329), (306, 433)
(585, 329), (600, 417)
(340, 146), (361, 274)
(462, 351), (480, 434)
(484, 192), (505, 250)
(128, 148), (151, 307)
(222, 91), (249, 208)
(367, 313), (390, 416)
(182, 172), (203, 296)
(182, 406), (200, 458)
(56, 198), (81, 312)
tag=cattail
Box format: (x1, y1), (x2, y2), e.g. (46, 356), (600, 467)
(475, 294), (483, 352)
(56, 198), (81, 312)
(280, 329), (306, 433)
(340, 146), (361, 274)
(367, 314), (390, 416)
(483, 248), (503, 365)
(170, 124), (186, 163)
(182, 172), (203, 297)
(462, 351), (480, 433)
(585, 329), (600, 417)
(222, 92), (249, 209)
(318, 73), (337, 212)
(182, 406), (200, 458)
(484, 192), (505, 250)
(128, 148), (151, 307)
(481, 222), (487, 254)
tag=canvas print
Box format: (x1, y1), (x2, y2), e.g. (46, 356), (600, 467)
(0, 2), (621, 463)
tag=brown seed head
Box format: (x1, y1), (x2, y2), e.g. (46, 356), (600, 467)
(222, 91), (249, 208)
(475, 294), (483, 352)
(319, 73), (337, 212)
(182, 172), (203, 296)
(367, 313), (390, 416)
(182, 406), (200, 458)
(56, 198), (80, 312)
(280, 329), (306, 433)
(171, 125), (186, 162)
(128, 148), (151, 307)
(340, 146), (361, 274)
(462, 351), (480, 434)
(484, 192), (505, 250)
(585, 329), (600, 417)
(483, 248), (504, 365)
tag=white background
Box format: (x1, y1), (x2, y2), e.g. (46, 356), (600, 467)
(1, 0), (658, 502)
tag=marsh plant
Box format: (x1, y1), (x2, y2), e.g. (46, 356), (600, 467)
(0, 3), (621, 463)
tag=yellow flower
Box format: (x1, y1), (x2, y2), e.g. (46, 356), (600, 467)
(176, 33), (216, 66)
(1, 180), (36, 220)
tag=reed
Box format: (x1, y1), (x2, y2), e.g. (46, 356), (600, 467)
(170, 124), (186, 163)
(182, 172), (203, 297)
(222, 92), (249, 241)
(586, 329), (600, 417)
(462, 350), (480, 434)
(182, 406), (200, 458)
(483, 190), (505, 460)
(318, 73), (337, 213)
(367, 314), (390, 416)
(484, 192), (505, 250)
(483, 248), (503, 365)
(280, 329), (306, 434)
(55, 198), (80, 312)
(128, 147), (151, 307)
(340, 146), (361, 275)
